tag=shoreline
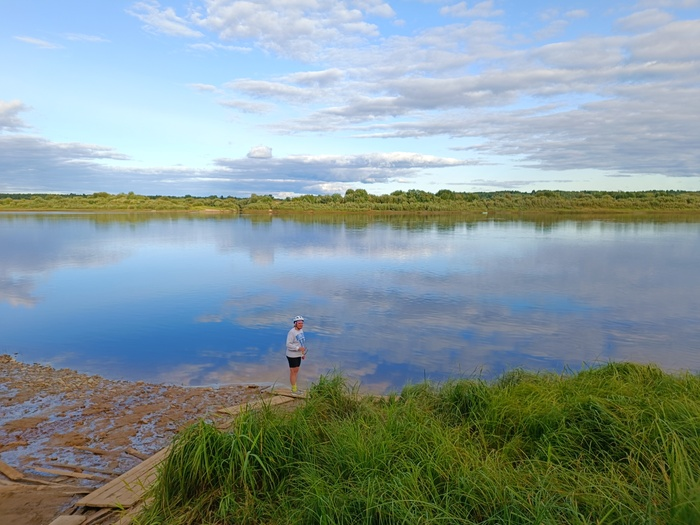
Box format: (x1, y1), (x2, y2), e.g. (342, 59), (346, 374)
(0, 354), (264, 524)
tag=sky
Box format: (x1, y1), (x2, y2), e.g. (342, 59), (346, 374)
(1, 0), (699, 198)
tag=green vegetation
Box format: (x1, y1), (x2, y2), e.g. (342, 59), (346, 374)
(137, 363), (700, 524)
(2, 189), (700, 213)
(0, 192), (241, 212)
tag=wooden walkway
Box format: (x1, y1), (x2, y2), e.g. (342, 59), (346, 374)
(51, 391), (303, 525)
(74, 446), (169, 509)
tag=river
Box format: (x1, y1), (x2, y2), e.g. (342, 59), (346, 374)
(1, 212), (698, 393)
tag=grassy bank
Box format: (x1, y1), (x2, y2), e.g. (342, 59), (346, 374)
(2, 190), (700, 213)
(137, 363), (700, 524)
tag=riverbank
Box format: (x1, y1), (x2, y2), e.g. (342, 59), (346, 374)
(0, 354), (263, 525)
(143, 365), (700, 524)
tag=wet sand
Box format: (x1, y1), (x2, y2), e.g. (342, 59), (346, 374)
(0, 354), (263, 524)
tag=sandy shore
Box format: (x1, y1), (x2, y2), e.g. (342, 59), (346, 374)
(0, 354), (264, 525)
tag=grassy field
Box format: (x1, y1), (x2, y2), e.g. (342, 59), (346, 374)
(136, 363), (700, 524)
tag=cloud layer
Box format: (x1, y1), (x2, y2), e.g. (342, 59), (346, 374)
(2, 1), (699, 196)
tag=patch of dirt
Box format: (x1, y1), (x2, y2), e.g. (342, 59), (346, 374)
(0, 354), (264, 525)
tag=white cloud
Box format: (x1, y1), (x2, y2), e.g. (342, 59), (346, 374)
(5, 1), (700, 196)
(218, 99), (275, 114)
(188, 83), (221, 93)
(617, 9), (674, 31)
(628, 20), (700, 61)
(215, 151), (475, 185)
(226, 79), (320, 103)
(0, 100), (31, 132)
(63, 33), (110, 43)
(354, 0), (396, 18)
(637, 0), (700, 8)
(565, 10), (588, 19)
(190, 0), (385, 59)
(188, 42), (251, 52)
(282, 69), (345, 87)
(0, 103), (473, 195)
(440, 1), (503, 19)
(14, 36), (62, 49)
(127, 0), (203, 38)
(247, 145), (273, 159)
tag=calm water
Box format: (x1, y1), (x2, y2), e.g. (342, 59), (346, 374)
(1, 212), (699, 394)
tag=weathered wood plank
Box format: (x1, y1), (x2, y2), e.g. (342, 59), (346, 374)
(82, 508), (113, 525)
(0, 459), (24, 481)
(265, 388), (307, 399)
(125, 447), (149, 461)
(33, 467), (105, 481)
(76, 447), (169, 509)
(217, 395), (295, 416)
(111, 501), (146, 525)
(74, 446), (118, 456)
(47, 516), (86, 525)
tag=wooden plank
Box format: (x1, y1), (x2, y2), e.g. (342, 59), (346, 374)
(22, 476), (62, 486)
(265, 388), (307, 399)
(112, 501), (145, 525)
(217, 395), (295, 416)
(82, 508), (113, 525)
(125, 447), (149, 461)
(74, 446), (118, 456)
(33, 467), (104, 480)
(0, 459), (24, 481)
(47, 516), (86, 525)
(76, 447), (169, 509)
(47, 462), (116, 477)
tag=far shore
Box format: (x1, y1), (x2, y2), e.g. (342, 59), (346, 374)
(2, 189), (700, 215)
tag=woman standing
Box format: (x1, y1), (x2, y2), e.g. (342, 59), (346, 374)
(286, 315), (307, 394)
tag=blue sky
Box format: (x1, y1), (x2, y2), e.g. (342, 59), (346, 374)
(1, 0), (699, 197)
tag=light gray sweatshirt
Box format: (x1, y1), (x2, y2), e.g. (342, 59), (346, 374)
(286, 327), (306, 357)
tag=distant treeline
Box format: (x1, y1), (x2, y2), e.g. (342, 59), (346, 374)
(2, 189), (700, 213)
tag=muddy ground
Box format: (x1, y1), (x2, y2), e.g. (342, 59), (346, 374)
(0, 354), (264, 525)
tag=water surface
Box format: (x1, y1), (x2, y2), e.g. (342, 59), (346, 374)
(1, 212), (698, 393)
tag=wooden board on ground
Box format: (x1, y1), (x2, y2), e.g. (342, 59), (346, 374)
(112, 501), (145, 525)
(47, 516), (86, 525)
(264, 388), (307, 399)
(0, 459), (24, 481)
(217, 394), (296, 416)
(75, 447), (169, 509)
(33, 467), (105, 481)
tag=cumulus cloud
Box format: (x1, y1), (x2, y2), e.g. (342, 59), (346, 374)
(215, 151), (475, 185)
(226, 79), (320, 103)
(244, 13), (700, 180)
(440, 1), (503, 19)
(247, 145), (272, 159)
(190, 0), (390, 59)
(188, 41), (251, 52)
(188, 83), (220, 93)
(617, 9), (673, 31)
(0, 101), (472, 196)
(127, 0), (203, 38)
(218, 99), (274, 114)
(6, 1), (700, 195)
(0, 100), (31, 132)
(0, 132), (131, 193)
(282, 69), (345, 87)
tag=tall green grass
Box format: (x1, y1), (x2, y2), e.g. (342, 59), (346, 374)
(135, 364), (700, 524)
